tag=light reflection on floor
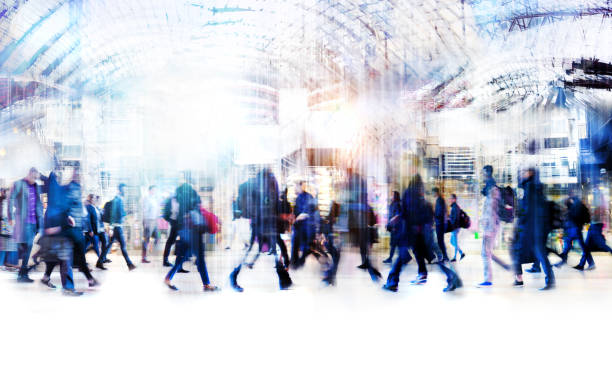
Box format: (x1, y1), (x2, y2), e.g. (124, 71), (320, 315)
(2, 246), (612, 369)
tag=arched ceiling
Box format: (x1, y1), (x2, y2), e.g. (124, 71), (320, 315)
(0, 0), (610, 109)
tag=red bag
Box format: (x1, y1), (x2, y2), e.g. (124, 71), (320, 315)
(200, 207), (220, 234)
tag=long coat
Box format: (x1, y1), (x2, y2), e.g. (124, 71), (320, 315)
(8, 178), (43, 243)
(511, 176), (547, 265)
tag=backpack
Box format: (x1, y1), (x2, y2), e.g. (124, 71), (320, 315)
(497, 185), (515, 223)
(102, 199), (114, 224)
(577, 202), (591, 226)
(200, 207), (219, 234)
(458, 209), (471, 229)
(162, 197), (172, 222)
(547, 200), (563, 231)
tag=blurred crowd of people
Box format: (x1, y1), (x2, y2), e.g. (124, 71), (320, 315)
(1, 160), (611, 296)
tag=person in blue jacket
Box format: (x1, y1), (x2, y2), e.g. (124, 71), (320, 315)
(448, 194), (465, 262)
(291, 181), (318, 268)
(382, 191), (405, 264)
(433, 187), (449, 261)
(98, 183), (136, 271)
(383, 174), (462, 292)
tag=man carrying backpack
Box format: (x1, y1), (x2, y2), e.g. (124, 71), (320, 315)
(97, 183), (136, 271)
(555, 189), (591, 269)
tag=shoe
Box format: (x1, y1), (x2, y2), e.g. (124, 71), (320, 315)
(572, 265), (584, 271)
(460, 252), (466, 261)
(178, 268), (189, 273)
(17, 275), (34, 283)
(41, 278), (56, 289)
(163, 261), (172, 267)
(141, 258), (151, 263)
(382, 258), (393, 264)
(95, 262), (107, 270)
(443, 282), (457, 292)
(229, 269), (243, 292)
(356, 264), (367, 269)
(410, 275), (427, 285)
(382, 284), (398, 292)
(128, 264), (137, 271)
(164, 279), (178, 291)
(526, 267), (541, 273)
(203, 285), (220, 292)
(103, 259), (112, 263)
(88, 278), (100, 287)
(539, 283), (555, 291)
(585, 265), (596, 271)
(62, 289), (84, 296)
(245, 262), (254, 269)
(369, 271), (381, 283)
(513, 280), (524, 287)
(477, 281), (493, 288)
(450, 258), (457, 262)
(322, 277), (335, 287)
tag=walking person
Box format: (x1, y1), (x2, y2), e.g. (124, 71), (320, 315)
(382, 174), (462, 292)
(82, 199), (100, 258)
(229, 168), (292, 292)
(0, 188), (19, 270)
(141, 185), (160, 264)
(556, 190), (590, 269)
(164, 176), (218, 292)
(478, 165), (502, 287)
(84, 195), (109, 270)
(577, 190), (612, 270)
(40, 167), (98, 290)
(433, 187), (449, 261)
(511, 168), (555, 290)
(8, 167), (43, 283)
(291, 181), (317, 268)
(346, 168), (381, 281)
(161, 194), (179, 267)
(448, 194), (465, 262)
(98, 183), (136, 271)
(382, 191), (404, 264)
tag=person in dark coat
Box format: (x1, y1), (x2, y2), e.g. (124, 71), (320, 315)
(433, 187), (449, 261)
(321, 200), (340, 285)
(578, 190), (612, 269)
(382, 191), (405, 264)
(346, 168), (381, 281)
(164, 175), (218, 292)
(511, 168), (555, 290)
(383, 174), (462, 292)
(291, 181), (318, 268)
(275, 188), (292, 268)
(98, 183), (136, 270)
(556, 189), (589, 268)
(229, 168), (292, 292)
(45, 167), (98, 287)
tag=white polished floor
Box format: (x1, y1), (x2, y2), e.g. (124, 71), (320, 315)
(2, 243), (612, 370)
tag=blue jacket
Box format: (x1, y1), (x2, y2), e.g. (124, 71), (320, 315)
(42, 172), (68, 230)
(387, 200), (402, 245)
(449, 203), (460, 230)
(111, 195), (126, 225)
(294, 191), (318, 235)
(86, 204), (104, 234)
(434, 196), (447, 225)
